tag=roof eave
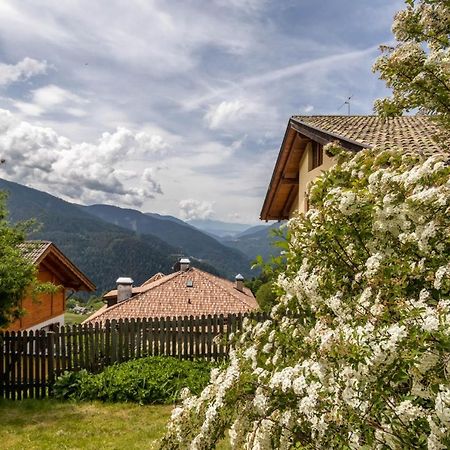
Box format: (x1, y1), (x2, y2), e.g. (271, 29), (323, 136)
(290, 118), (371, 153)
(260, 117), (370, 221)
(260, 121), (297, 221)
(37, 243), (96, 292)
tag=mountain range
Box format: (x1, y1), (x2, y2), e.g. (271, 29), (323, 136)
(0, 179), (280, 294)
(185, 219), (253, 238)
(82, 203), (253, 280)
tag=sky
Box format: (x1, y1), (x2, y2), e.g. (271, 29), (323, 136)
(0, 0), (404, 224)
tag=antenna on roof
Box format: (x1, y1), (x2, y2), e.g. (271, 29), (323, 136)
(338, 95), (353, 116)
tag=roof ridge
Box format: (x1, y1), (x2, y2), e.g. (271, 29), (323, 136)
(24, 239), (52, 243)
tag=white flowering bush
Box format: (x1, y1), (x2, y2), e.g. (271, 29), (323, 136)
(161, 146), (450, 449)
(373, 0), (450, 145)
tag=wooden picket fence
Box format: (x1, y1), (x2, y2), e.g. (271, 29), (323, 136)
(0, 312), (268, 400)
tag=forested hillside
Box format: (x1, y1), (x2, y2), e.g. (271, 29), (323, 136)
(83, 204), (252, 279)
(0, 179), (221, 293)
(221, 222), (284, 261)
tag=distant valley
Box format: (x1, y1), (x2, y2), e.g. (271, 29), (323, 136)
(0, 179), (281, 294)
(220, 222), (284, 261)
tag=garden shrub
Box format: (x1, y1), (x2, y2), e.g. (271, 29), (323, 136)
(162, 147), (450, 449)
(53, 356), (213, 404)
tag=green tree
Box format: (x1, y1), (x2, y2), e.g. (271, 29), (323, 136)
(373, 0), (450, 145)
(255, 282), (277, 312)
(0, 192), (43, 328)
(248, 247), (288, 312)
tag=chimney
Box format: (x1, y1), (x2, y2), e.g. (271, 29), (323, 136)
(116, 277), (134, 303)
(180, 258), (191, 272)
(235, 273), (244, 292)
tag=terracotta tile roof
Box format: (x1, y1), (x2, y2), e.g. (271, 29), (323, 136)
(291, 115), (445, 155)
(18, 240), (52, 264)
(85, 268), (258, 323)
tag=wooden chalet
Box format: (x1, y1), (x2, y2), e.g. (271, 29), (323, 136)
(5, 241), (95, 332)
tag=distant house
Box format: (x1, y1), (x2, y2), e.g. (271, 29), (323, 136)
(5, 241), (95, 332)
(101, 272), (166, 307)
(84, 258), (257, 324)
(260, 115), (445, 220)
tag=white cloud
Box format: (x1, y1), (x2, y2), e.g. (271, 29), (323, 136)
(302, 105), (314, 113)
(0, 57), (47, 87)
(0, 108), (167, 206)
(14, 84), (88, 117)
(142, 168), (163, 195)
(205, 100), (246, 130)
(12, 101), (43, 116)
(213, 0), (268, 12)
(185, 45), (379, 110)
(179, 199), (214, 220)
(203, 97), (278, 134)
(0, 2), (258, 77)
(32, 84), (82, 108)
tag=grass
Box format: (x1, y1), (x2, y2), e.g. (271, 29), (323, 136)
(64, 312), (89, 325)
(0, 399), (231, 449)
(0, 399), (170, 449)
(65, 299), (104, 325)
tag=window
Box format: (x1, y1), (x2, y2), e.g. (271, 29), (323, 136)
(310, 143), (323, 171)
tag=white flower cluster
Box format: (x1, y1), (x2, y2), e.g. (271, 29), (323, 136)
(162, 147), (450, 449)
(374, 0), (450, 149)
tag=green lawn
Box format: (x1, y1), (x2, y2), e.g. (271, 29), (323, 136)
(64, 312), (89, 325)
(0, 399), (170, 449)
(0, 399), (231, 449)
(65, 299), (105, 325)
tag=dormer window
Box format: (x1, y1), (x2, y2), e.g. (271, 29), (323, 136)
(310, 143), (323, 171)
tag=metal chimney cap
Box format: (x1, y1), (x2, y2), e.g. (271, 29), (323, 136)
(180, 258), (191, 264)
(235, 273), (244, 281)
(116, 277), (134, 285)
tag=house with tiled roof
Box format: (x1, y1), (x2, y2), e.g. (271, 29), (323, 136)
(84, 259), (257, 324)
(260, 115), (445, 221)
(5, 241), (95, 332)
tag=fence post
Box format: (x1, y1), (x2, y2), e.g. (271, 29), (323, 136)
(47, 331), (55, 396)
(0, 332), (4, 399)
(111, 320), (118, 363)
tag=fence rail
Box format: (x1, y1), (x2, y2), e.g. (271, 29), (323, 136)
(0, 312), (268, 400)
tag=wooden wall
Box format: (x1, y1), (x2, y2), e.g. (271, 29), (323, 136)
(7, 265), (64, 332)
